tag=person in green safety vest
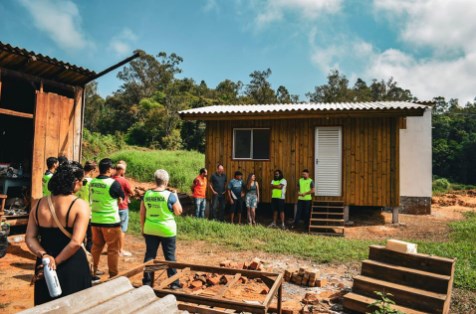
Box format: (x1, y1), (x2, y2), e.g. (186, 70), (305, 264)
(140, 169), (183, 289)
(293, 169), (315, 230)
(76, 161), (97, 252)
(268, 169), (287, 229)
(42, 157), (59, 196)
(89, 158), (124, 281)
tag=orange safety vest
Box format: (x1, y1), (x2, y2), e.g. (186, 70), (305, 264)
(193, 176), (207, 198)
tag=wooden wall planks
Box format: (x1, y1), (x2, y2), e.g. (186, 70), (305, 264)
(205, 117), (400, 207)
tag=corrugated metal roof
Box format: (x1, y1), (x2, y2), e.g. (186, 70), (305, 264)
(0, 41), (96, 86)
(179, 101), (430, 116)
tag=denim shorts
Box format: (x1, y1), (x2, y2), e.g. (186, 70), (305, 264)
(119, 209), (129, 232)
(245, 193), (258, 208)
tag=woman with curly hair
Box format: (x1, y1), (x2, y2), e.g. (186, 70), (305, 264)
(26, 161), (91, 305)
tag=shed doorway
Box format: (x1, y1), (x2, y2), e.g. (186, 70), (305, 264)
(314, 126), (342, 197)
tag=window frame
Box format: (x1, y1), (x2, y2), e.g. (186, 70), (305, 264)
(232, 128), (271, 161)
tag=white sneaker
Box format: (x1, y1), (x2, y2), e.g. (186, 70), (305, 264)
(268, 222), (276, 228)
(120, 250), (132, 257)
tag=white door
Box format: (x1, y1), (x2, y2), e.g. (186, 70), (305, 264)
(315, 126), (342, 196)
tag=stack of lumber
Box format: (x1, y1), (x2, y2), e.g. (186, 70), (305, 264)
(343, 244), (456, 314)
(19, 277), (186, 314)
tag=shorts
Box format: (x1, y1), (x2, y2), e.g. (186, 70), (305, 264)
(231, 198), (244, 215)
(119, 209), (129, 232)
(245, 193), (258, 208)
(271, 198), (285, 213)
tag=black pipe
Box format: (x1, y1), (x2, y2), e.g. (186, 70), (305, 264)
(83, 51), (142, 84)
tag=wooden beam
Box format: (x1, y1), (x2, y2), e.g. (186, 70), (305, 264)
(216, 273), (241, 298)
(152, 260), (279, 278)
(153, 288), (266, 313)
(0, 108), (33, 119)
(263, 273), (284, 307)
(178, 302), (231, 314)
(157, 267), (190, 289)
(0, 67), (79, 93)
(106, 260), (156, 282)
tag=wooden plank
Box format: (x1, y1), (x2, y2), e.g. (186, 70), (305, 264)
(31, 91), (47, 200)
(58, 95), (70, 158)
(20, 277), (134, 314)
(263, 273), (284, 307)
(0, 108), (33, 119)
(369, 245), (455, 275)
(44, 92), (60, 160)
(216, 273), (241, 298)
(352, 275), (446, 313)
(343, 292), (427, 314)
(361, 259), (451, 294)
(178, 303), (232, 314)
(157, 267), (190, 289)
(73, 89), (83, 161)
(135, 295), (179, 314)
(107, 260), (156, 282)
(152, 260), (279, 278)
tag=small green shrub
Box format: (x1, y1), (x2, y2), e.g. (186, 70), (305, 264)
(369, 291), (403, 314)
(432, 178), (452, 194)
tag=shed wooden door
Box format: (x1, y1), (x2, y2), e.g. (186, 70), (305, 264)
(31, 91), (81, 200)
(315, 126), (342, 196)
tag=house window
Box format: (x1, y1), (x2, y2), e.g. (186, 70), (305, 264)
(233, 128), (270, 160)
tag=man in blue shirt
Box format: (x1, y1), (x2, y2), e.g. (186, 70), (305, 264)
(227, 171), (245, 224)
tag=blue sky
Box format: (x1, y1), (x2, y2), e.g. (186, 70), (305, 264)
(1, 0), (475, 103)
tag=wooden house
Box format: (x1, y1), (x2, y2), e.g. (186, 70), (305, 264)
(179, 102), (433, 224)
(0, 42), (137, 226)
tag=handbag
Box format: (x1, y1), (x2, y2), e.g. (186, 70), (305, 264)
(47, 196), (94, 275)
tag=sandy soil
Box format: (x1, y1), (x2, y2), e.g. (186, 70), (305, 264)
(1, 190), (475, 313)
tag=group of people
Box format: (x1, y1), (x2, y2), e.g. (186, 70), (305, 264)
(191, 164), (315, 230)
(26, 156), (182, 305)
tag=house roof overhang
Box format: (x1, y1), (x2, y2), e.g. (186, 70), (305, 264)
(179, 102), (433, 121)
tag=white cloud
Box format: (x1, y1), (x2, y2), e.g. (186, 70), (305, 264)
(255, 0), (343, 27)
(370, 0), (476, 103)
(203, 0), (218, 12)
(108, 28), (138, 56)
(18, 0), (92, 51)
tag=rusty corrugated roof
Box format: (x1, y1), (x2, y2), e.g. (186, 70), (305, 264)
(179, 101), (430, 118)
(0, 41), (96, 86)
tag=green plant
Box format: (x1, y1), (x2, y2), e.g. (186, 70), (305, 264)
(368, 291), (403, 314)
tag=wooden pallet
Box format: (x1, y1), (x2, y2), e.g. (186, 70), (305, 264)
(309, 200), (345, 236)
(343, 245), (456, 313)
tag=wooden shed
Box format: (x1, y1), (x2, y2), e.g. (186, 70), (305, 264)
(179, 102), (433, 224)
(0, 42), (137, 226)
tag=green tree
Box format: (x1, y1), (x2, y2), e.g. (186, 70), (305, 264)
(244, 68), (277, 104)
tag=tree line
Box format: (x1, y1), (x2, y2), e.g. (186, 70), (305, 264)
(84, 50), (476, 185)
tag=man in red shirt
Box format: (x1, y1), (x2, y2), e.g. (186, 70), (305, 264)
(192, 168), (208, 218)
(113, 161), (134, 257)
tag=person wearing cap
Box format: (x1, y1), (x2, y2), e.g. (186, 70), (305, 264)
(140, 169), (182, 289)
(89, 158), (124, 280)
(112, 161), (134, 257)
(227, 171), (245, 224)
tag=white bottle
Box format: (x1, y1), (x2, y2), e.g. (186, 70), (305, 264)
(42, 257), (62, 297)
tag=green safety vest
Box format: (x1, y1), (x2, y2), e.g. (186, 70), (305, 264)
(143, 190), (176, 238)
(76, 177), (92, 204)
(42, 173), (53, 196)
(90, 177), (120, 224)
(298, 178), (313, 201)
(272, 180), (283, 199)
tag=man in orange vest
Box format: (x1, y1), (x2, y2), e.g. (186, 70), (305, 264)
(192, 168), (208, 218)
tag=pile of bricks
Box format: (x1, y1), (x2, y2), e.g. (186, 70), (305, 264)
(220, 257), (264, 271)
(187, 272), (228, 291)
(284, 267), (327, 287)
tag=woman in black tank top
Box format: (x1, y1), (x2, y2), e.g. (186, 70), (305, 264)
(26, 161), (92, 305)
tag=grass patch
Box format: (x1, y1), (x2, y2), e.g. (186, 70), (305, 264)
(433, 177), (476, 195)
(128, 205), (476, 290)
(110, 149), (204, 192)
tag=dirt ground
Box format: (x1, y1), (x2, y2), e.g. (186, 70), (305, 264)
(1, 190), (475, 313)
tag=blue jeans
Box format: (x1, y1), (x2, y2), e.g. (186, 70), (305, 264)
(211, 194), (226, 221)
(119, 209), (129, 232)
(194, 198), (206, 218)
(142, 235), (178, 286)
